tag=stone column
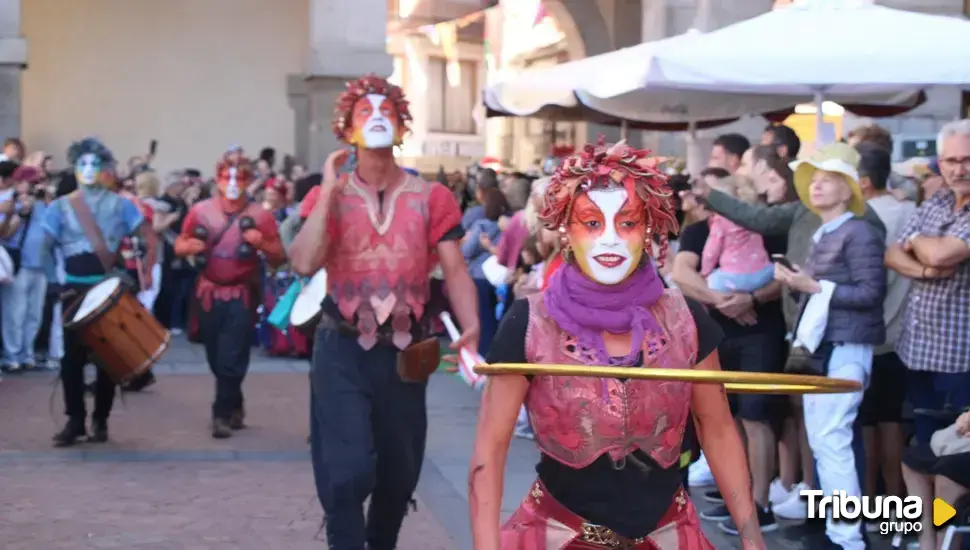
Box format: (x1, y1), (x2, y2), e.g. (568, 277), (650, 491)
(288, 0), (392, 171)
(0, 0), (25, 140)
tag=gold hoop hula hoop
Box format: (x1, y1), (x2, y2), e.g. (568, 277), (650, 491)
(473, 364), (861, 394)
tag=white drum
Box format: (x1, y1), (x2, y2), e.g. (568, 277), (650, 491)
(290, 269), (328, 332)
(72, 277), (122, 323)
(62, 276), (170, 384)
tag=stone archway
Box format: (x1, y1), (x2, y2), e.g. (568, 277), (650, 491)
(544, 0), (642, 145)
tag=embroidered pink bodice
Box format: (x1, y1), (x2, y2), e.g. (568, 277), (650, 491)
(326, 170), (460, 350)
(524, 290), (699, 469)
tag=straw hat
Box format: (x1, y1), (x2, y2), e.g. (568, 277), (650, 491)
(790, 142), (865, 216)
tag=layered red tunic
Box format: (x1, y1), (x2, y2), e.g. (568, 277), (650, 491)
(178, 197), (284, 311)
(319, 170), (460, 350)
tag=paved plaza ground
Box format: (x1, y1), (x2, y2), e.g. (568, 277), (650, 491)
(0, 337), (904, 549)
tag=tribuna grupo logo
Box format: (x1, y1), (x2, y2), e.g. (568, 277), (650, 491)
(801, 490), (922, 535)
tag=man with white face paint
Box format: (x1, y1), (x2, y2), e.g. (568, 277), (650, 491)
(174, 147), (285, 438)
(289, 74), (478, 549)
(41, 138), (151, 447)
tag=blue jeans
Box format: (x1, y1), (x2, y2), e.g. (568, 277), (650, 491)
(1, 268), (48, 366)
(707, 264), (775, 293)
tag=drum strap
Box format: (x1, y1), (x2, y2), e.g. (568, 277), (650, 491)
(206, 210), (248, 264)
(68, 191), (117, 273)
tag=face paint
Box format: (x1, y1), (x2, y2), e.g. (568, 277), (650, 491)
(347, 94), (399, 149)
(567, 188), (647, 285)
(223, 167), (241, 200)
(75, 153), (102, 186)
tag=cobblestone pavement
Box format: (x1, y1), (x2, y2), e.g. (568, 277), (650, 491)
(0, 337), (907, 549)
(0, 462), (454, 550)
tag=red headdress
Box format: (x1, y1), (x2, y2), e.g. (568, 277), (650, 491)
(540, 138), (679, 266)
(215, 153), (254, 184)
(332, 74), (412, 146)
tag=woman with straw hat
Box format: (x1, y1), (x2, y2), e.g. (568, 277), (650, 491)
(773, 142), (887, 550)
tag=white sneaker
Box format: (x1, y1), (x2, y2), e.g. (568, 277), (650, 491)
(773, 484), (810, 520)
(688, 453), (715, 487)
(769, 478), (797, 507)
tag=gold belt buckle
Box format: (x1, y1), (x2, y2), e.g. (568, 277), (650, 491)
(580, 524), (633, 549)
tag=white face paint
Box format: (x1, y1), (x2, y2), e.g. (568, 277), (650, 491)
(224, 166), (241, 200)
(75, 153), (102, 186)
(575, 189), (635, 285)
(360, 94), (396, 149)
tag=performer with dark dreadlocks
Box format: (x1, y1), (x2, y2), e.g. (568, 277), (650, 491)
(174, 146), (285, 438)
(289, 74), (478, 549)
(468, 140), (766, 549)
(43, 138), (153, 447)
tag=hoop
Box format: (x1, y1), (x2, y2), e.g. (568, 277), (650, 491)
(473, 363), (862, 394)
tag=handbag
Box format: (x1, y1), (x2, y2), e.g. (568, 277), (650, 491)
(5, 208), (33, 275)
(784, 342), (835, 376)
(0, 246), (14, 284)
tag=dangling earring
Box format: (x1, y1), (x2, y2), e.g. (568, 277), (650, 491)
(558, 225), (571, 261)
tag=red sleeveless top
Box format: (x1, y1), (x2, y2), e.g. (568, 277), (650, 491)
(524, 290), (699, 469)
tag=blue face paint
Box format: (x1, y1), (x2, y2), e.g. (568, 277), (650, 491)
(76, 153), (103, 186)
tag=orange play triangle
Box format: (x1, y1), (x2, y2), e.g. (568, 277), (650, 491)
(933, 498), (956, 527)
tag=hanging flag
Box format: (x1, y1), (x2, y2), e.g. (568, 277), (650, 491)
(438, 21), (461, 87)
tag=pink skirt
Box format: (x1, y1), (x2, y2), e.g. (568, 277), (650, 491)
(501, 480), (714, 550)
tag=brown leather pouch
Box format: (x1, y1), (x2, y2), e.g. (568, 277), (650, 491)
(396, 337), (441, 383)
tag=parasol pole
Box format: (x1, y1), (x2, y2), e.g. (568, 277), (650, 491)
(814, 88), (826, 147)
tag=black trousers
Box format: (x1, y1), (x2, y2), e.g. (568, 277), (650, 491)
(60, 285), (116, 423)
(199, 298), (252, 420)
(310, 326), (427, 550)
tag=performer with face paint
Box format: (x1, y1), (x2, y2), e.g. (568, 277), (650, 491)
(42, 138), (153, 447)
(173, 146), (285, 438)
(468, 141), (767, 550)
(288, 75), (478, 549)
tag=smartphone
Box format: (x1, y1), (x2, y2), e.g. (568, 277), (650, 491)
(149, 139), (158, 156)
(771, 254), (794, 270)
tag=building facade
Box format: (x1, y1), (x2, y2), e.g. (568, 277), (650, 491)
(2, 0), (967, 175)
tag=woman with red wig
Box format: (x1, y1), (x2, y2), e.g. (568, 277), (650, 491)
(468, 140), (766, 549)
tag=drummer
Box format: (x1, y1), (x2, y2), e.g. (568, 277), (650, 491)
(173, 147), (284, 438)
(41, 137), (154, 447)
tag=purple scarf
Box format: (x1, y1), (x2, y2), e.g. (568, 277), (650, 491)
(544, 262), (665, 365)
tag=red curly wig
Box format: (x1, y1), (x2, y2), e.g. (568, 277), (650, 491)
(540, 139), (679, 267)
(332, 75), (412, 145)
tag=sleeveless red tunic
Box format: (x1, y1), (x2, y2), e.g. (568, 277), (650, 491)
(325, 170), (460, 350)
(524, 289), (699, 469)
(186, 198), (269, 310)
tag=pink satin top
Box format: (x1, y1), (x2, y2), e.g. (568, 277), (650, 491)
(524, 290), (699, 469)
